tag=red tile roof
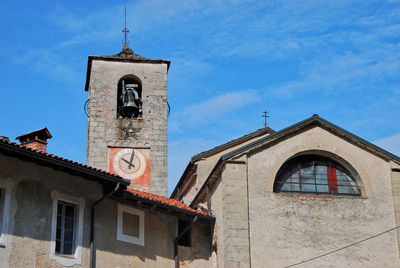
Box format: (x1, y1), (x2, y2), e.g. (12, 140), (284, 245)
(126, 188), (208, 216)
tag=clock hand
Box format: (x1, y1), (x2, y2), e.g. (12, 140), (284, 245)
(128, 149), (135, 169)
(121, 158), (131, 165)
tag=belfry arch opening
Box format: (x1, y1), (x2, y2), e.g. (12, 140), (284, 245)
(273, 153), (361, 196)
(117, 75), (142, 118)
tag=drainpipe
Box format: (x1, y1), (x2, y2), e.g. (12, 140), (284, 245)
(174, 216), (198, 268)
(90, 183), (121, 268)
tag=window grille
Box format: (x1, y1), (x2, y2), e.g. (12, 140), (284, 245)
(55, 201), (76, 255)
(274, 155), (360, 195)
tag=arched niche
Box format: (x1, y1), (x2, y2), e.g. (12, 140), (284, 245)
(117, 74), (143, 118)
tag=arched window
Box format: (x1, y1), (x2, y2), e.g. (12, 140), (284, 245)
(274, 155), (360, 195)
(117, 76), (142, 118)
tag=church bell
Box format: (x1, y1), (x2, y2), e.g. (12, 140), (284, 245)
(121, 80), (141, 117)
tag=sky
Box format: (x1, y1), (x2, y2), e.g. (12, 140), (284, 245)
(0, 0), (399, 195)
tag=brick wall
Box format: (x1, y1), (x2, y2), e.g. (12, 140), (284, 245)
(23, 141), (47, 153)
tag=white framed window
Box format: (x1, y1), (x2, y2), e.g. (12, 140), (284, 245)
(117, 203), (144, 246)
(0, 179), (14, 250)
(50, 191), (85, 266)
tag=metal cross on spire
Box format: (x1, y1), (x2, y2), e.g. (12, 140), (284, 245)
(122, 4), (130, 45)
(262, 110), (270, 127)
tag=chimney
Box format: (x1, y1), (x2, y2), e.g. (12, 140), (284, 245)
(16, 127), (52, 153)
(0, 136), (9, 142)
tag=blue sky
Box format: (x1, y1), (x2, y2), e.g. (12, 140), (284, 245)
(1, 0), (399, 195)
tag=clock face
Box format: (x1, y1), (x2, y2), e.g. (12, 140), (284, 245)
(113, 148), (146, 179)
(108, 147), (151, 191)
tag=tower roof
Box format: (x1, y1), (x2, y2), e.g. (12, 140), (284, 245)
(84, 44), (171, 91)
(102, 43), (150, 60)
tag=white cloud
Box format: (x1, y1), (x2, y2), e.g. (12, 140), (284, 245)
(13, 49), (80, 84)
(374, 133), (400, 157)
(169, 89), (260, 132)
(182, 90), (259, 121)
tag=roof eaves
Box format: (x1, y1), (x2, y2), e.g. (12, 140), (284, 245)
(221, 116), (317, 161)
(222, 115), (400, 163)
(0, 140), (130, 186)
(16, 127), (52, 140)
(191, 127), (275, 162)
(317, 117), (400, 163)
(122, 191), (214, 220)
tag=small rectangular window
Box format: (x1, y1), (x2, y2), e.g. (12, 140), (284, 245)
(117, 204), (144, 246)
(178, 219), (192, 247)
(55, 201), (76, 255)
(122, 212), (140, 237)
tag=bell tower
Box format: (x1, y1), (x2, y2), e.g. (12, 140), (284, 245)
(84, 44), (170, 196)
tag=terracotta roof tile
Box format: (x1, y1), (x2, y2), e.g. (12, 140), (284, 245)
(126, 188), (208, 216)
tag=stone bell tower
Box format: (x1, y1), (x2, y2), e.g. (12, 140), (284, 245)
(84, 44), (170, 196)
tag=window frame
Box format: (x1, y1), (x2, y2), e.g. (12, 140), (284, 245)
(55, 201), (77, 255)
(0, 179), (14, 250)
(117, 203), (145, 246)
(50, 191), (85, 266)
(274, 155), (361, 196)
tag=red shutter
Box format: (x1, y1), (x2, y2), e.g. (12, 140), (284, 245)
(328, 167), (338, 193)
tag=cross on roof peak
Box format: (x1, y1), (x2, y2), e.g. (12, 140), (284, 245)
(122, 4), (130, 46)
(262, 110), (270, 127)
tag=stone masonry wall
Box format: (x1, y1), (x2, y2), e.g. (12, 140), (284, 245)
(87, 60), (168, 196)
(222, 161), (250, 267)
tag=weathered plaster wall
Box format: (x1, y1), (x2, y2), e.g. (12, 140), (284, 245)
(94, 199), (177, 268)
(246, 126), (400, 267)
(178, 219), (213, 268)
(390, 162), (400, 256)
(0, 153), (210, 268)
(0, 153), (103, 267)
(87, 60), (168, 196)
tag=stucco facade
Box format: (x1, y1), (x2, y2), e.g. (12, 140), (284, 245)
(175, 116), (400, 267)
(246, 126), (400, 267)
(0, 143), (213, 268)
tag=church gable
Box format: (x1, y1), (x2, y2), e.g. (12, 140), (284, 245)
(248, 124), (392, 198)
(184, 116), (400, 267)
(225, 114), (400, 164)
(243, 122), (400, 267)
(190, 114), (400, 206)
